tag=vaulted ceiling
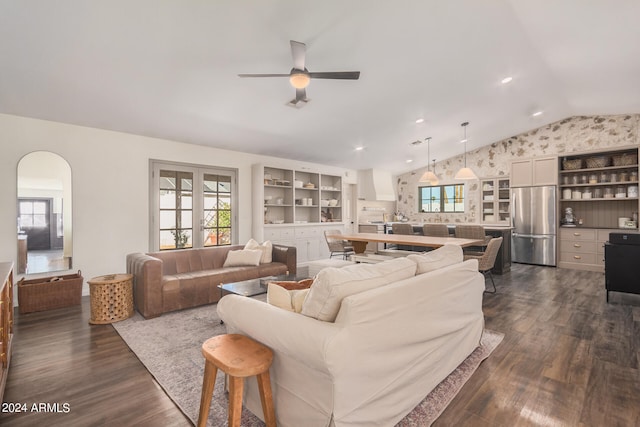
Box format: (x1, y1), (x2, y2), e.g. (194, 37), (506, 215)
(1, 1), (639, 174)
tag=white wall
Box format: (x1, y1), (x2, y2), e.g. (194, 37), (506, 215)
(0, 114), (354, 294)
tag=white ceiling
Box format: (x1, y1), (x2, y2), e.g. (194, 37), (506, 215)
(1, 1), (639, 175)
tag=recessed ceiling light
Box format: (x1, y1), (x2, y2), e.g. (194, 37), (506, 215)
(501, 76), (513, 84)
(415, 118), (425, 124)
(355, 146), (364, 151)
(532, 111), (543, 117)
(460, 138), (468, 143)
(406, 159), (413, 163)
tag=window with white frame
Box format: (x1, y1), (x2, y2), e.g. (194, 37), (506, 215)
(151, 161), (238, 251)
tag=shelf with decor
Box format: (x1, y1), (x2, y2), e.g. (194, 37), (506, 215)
(480, 177), (510, 224)
(558, 148), (639, 228)
(262, 167), (294, 224)
(319, 174), (343, 223)
(252, 164), (346, 262)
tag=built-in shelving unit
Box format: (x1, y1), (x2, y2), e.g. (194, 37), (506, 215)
(257, 165), (343, 226)
(480, 177), (510, 224)
(558, 148), (639, 229)
(557, 147), (639, 272)
(252, 164), (346, 263)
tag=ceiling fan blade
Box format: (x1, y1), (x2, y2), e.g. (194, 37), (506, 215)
(238, 73), (291, 78)
(290, 40), (306, 71)
(308, 71), (360, 80)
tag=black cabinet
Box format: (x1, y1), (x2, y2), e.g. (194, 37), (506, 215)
(485, 228), (512, 274)
(604, 241), (640, 301)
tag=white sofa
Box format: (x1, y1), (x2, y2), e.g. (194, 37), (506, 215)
(217, 246), (485, 427)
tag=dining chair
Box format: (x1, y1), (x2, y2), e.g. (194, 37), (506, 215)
(454, 225), (492, 250)
(390, 223), (417, 251)
(324, 230), (355, 260)
(463, 236), (502, 293)
(391, 223), (414, 235)
(422, 224), (450, 237)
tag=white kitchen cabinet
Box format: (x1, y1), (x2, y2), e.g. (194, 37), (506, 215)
(510, 157), (557, 187)
(480, 177), (510, 224)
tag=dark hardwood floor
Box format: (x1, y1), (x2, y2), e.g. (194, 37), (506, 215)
(0, 297), (190, 426)
(1, 263), (639, 426)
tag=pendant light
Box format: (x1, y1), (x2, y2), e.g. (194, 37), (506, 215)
(419, 137), (439, 185)
(454, 121), (478, 180)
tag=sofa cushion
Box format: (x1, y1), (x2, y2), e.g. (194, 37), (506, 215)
(407, 244), (463, 274)
(223, 249), (263, 267)
(301, 257), (417, 322)
(244, 239), (273, 264)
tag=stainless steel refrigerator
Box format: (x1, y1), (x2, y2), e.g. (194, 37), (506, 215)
(511, 186), (557, 266)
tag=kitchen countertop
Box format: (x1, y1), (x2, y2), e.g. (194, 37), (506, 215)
(363, 221), (513, 230)
(560, 225), (639, 231)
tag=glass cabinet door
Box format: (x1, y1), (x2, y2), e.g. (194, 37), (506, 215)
(481, 178), (510, 224)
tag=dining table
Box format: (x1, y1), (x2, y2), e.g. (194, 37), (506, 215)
(326, 232), (486, 254)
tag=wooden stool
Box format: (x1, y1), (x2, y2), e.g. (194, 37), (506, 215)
(197, 334), (276, 427)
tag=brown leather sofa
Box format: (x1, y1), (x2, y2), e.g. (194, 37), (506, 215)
(126, 244), (296, 318)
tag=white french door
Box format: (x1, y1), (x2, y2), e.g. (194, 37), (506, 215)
(150, 161), (238, 251)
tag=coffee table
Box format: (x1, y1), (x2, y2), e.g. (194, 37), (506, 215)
(218, 267), (309, 299)
(217, 267), (309, 324)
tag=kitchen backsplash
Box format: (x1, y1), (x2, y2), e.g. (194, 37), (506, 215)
(397, 114), (640, 223)
(357, 200), (397, 223)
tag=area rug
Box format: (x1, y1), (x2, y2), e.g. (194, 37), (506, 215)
(113, 303), (503, 427)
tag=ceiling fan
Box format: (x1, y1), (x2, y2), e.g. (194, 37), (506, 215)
(238, 40), (360, 107)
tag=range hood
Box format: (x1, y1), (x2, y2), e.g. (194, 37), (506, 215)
(357, 169), (396, 201)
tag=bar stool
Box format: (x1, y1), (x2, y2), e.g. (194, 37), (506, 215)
(197, 334), (276, 427)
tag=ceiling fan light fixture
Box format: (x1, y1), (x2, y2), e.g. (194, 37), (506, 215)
(289, 72), (310, 89)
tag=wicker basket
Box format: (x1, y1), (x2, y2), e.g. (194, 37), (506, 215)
(612, 153), (638, 166)
(18, 270), (83, 314)
(562, 158), (582, 170)
(585, 156), (610, 168)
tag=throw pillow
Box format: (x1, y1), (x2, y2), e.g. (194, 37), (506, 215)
(244, 238), (273, 264)
(222, 249), (263, 267)
(268, 278), (314, 291)
(301, 257), (417, 322)
(407, 244), (463, 274)
(267, 283), (310, 313)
